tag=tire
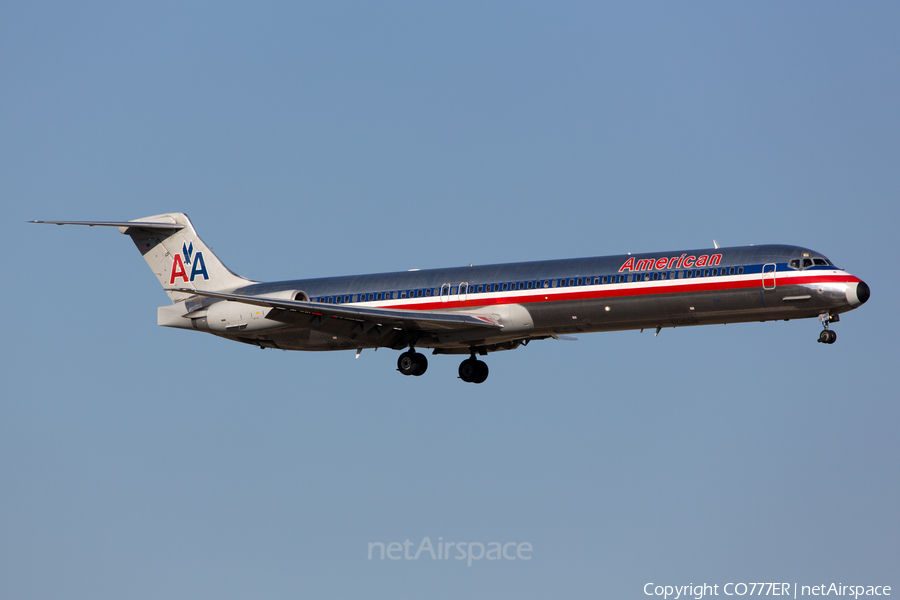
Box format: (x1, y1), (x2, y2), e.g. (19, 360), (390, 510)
(472, 360), (489, 384)
(413, 353), (428, 376)
(397, 351), (420, 376)
(458, 358), (476, 382)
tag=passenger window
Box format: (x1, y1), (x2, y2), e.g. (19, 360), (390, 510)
(568, 278), (574, 286)
(738, 267), (744, 275)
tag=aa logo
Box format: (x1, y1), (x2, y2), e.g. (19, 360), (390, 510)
(169, 242), (209, 284)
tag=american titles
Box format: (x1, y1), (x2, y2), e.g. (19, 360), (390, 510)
(619, 253), (722, 273)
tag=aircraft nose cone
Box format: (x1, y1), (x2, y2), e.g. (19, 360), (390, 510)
(856, 280), (870, 304)
(847, 280), (870, 306)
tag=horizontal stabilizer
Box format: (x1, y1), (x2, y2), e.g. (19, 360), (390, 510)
(30, 220), (184, 230)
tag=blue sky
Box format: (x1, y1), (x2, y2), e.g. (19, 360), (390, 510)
(2, 3), (898, 599)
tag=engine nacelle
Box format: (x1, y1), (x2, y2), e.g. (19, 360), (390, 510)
(202, 300), (288, 333)
(257, 289), (309, 302)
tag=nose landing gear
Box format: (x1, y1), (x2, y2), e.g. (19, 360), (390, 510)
(458, 354), (489, 384)
(818, 329), (837, 344)
(817, 313), (838, 344)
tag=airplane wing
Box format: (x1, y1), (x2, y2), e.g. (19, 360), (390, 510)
(173, 288), (503, 332)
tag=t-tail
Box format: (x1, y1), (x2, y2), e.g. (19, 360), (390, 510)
(32, 212), (254, 303)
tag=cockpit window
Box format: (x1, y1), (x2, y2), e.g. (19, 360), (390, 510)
(789, 259), (800, 269)
(813, 258), (829, 266)
(803, 258), (813, 268)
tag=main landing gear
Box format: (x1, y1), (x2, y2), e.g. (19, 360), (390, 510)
(458, 354), (489, 384)
(396, 348), (490, 383)
(817, 312), (838, 344)
(397, 349), (428, 376)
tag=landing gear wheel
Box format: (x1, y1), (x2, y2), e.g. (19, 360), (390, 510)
(398, 351), (426, 376)
(458, 358), (489, 383)
(472, 360), (489, 384)
(818, 330), (837, 344)
(458, 358), (477, 382)
(412, 353), (428, 375)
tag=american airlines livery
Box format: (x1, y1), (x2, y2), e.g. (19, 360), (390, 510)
(33, 213), (870, 383)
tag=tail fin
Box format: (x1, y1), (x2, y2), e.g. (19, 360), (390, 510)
(125, 213), (254, 302)
(33, 212), (254, 303)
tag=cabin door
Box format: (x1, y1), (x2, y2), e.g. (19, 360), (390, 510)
(762, 263), (776, 290)
(457, 282), (468, 304)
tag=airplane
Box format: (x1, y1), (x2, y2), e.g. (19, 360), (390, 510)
(33, 212), (870, 383)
